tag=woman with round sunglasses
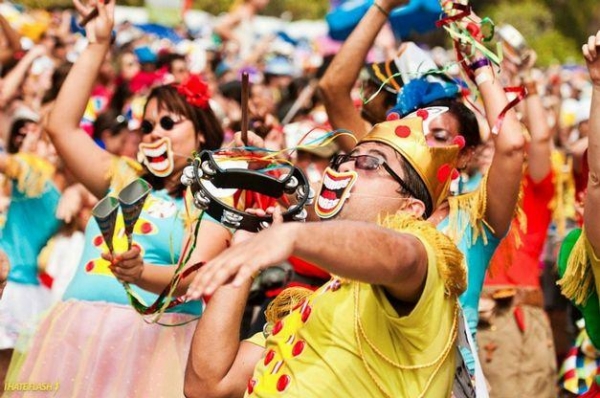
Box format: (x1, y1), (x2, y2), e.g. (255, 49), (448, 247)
(5, 2), (231, 397)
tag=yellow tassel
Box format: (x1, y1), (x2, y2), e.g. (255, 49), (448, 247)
(4, 153), (55, 198)
(558, 229), (594, 306)
(265, 287), (314, 325)
(105, 156), (143, 193)
(447, 172), (489, 247)
(378, 213), (467, 297)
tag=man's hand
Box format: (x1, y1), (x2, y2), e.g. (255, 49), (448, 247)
(186, 207), (292, 299)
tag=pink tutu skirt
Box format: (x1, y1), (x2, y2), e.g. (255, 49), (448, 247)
(5, 299), (198, 398)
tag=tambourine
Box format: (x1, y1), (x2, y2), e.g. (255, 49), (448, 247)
(181, 150), (315, 231)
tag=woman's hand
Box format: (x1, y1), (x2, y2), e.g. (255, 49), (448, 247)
(73, 0), (115, 45)
(102, 246), (144, 284)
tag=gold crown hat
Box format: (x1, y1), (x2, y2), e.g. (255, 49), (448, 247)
(360, 117), (461, 209)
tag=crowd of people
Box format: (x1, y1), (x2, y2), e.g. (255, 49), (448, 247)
(0, 0), (599, 396)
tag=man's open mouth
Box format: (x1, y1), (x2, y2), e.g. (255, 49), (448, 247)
(315, 168), (357, 219)
(139, 138), (174, 177)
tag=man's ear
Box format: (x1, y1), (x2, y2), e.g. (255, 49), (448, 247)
(397, 198), (426, 219)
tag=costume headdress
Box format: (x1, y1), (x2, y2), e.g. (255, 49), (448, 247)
(360, 117), (461, 210)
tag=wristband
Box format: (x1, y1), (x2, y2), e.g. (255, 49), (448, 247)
(373, 1), (390, 18)
(475, 72), (492, 86)
(524, 81), (538, 96)
(469, 58), (491, 72)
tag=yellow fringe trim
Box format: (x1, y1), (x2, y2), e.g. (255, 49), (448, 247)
(447, 172), (489, 247)
(264, 286), (313, 325)
(558, 229), (593, 306)
(378, 213), (467, 297)
(4, 153), (55, 198)
(105, 156), (143, 193)
(447, 171), (526, 254)
(549, 150), (576, 238)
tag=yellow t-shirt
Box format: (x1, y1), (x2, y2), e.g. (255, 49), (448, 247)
(245, 236), (459, 398)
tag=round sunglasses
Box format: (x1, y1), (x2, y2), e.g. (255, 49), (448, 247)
(140, 116), (185, 135)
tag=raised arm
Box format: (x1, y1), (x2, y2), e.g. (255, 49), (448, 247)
(465, 40), (525, 237)
(519, 52), (553, 182)
(583, 31), (600, 250)
(0, 14), (21, 66)
(0, 45), (46, 107)
(188, 219), (428, 304)
(318, 0), (407, 152)
(44, 0), (116, 199)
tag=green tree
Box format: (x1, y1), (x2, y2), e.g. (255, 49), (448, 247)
(478, 0), (581, 66)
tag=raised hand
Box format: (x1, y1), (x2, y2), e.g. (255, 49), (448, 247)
(583, 30), (600, 86)
(73, 0), (115, 45)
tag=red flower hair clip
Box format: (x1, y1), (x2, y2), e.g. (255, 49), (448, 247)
(176, 74), (211, 109)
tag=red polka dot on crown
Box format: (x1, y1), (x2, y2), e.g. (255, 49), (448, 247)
(416, 109), (429, 120)
(387, 112), (400, 121)
(451, 169), (460, 180)
(395, 125), (411, 138)
(437, 163), (452, 182)
(452, 135), (466, 149)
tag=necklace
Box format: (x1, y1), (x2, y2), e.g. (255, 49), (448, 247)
(353, 282), (459, 398)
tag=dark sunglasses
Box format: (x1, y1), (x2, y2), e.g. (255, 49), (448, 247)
(140, 116), (184, 135)
(331, 154), (419, 199)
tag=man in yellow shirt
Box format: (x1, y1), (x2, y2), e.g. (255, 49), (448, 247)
(185, 116), (467, 397)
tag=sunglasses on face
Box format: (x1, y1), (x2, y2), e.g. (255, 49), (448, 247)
(330, 154), (418, 199)
(140, 116), (184, 135)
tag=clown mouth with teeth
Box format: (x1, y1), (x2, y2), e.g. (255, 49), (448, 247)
(315, 168), (357, 219)
(138, 137), (174, 178)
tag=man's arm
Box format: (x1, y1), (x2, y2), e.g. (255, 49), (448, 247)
(184, 280), (264, 398)
(318, 0), (407, 152)
(188, 220), (429, 304)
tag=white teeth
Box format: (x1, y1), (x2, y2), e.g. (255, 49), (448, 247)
(143, 142), (168, 158)
(318, 196), (339, 211)
(149, 158), (169, 171)
(323, 174), (350, 190)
